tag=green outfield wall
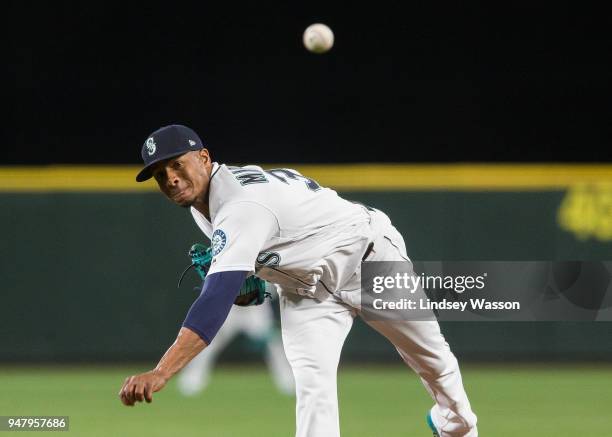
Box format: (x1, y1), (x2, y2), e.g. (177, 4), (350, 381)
(2, 166), (612, 362)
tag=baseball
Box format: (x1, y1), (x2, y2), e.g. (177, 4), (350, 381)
(303, 23), (334, 54)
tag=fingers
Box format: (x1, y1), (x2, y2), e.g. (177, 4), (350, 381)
(134, 382), (145, 402)
(119, 377), (135, 406)
(119, 376), (141, 406)
(119, 374), (158, 406)
(144, 382), (153, 403)
(120, 390), (134, 406)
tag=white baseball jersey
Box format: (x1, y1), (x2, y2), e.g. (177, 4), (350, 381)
(190, 162), (373, 297)
(189, 164), (479, 437)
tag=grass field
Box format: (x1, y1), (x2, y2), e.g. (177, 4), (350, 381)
(1, 364), (611, 436)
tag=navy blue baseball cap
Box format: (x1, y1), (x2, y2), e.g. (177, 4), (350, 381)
(136, 124), (205, 182)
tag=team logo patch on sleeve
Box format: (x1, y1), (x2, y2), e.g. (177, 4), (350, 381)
(211, 229), (227, 256)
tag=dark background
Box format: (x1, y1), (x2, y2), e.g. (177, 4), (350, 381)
(6, 2), (611, 165)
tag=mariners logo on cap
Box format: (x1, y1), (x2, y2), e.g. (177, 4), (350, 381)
(211, 229), (227, 256)
(188, 139), (196, 146)
(146, 137), (157, 156)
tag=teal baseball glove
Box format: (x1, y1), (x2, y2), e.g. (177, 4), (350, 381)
(178, 243), (270, 306)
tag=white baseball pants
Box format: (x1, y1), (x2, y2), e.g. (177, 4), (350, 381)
(278, 210), (478, 437)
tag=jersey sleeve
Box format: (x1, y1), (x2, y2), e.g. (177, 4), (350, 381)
(207, 201), (279, 275)
(182, 270), (248, 344)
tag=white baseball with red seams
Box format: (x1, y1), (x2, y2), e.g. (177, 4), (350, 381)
(303, 23), (334, 53)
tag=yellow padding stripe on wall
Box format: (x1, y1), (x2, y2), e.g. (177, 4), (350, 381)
(1, 164), (612, 192)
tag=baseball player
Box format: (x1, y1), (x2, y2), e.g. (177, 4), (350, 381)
(177, 286), (295, 396)
(119, 124), (478, 437)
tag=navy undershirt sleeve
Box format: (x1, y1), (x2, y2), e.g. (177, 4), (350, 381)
(182, 270), (248, 345)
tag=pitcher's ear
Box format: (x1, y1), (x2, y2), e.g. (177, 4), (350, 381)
(198, 148), (210, 163)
